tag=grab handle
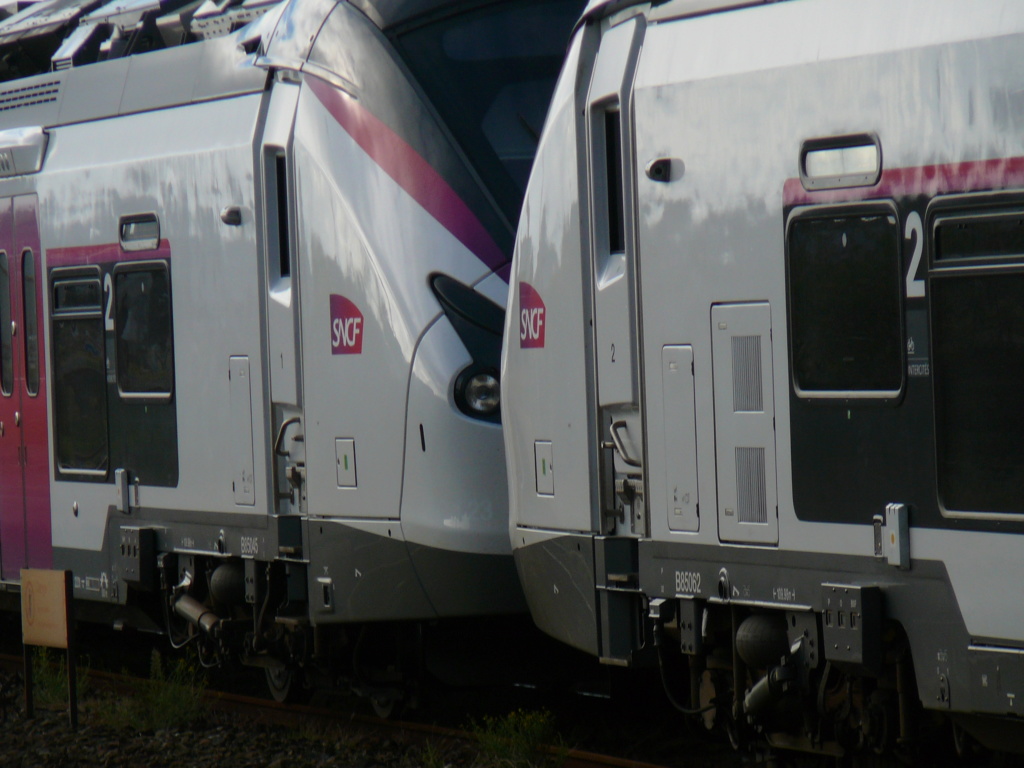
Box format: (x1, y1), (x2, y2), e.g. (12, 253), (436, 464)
(609, 420), (642, 468)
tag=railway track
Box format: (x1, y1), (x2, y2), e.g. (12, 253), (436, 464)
(0, 650), (693, 768)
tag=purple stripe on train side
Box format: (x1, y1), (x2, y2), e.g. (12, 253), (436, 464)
(307, 76), (507, 277)
(784, 156), (1024, 206)
(47, 240), (172, 268)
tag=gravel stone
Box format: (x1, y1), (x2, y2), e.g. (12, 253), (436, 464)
(0, 671), (451, 768)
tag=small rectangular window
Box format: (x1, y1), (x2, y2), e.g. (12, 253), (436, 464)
(52, 273), (108, 475)
(604, 109), (625, 254)
(276, 153), (290, 279)
(805, 145), (878, 179)
(53, 278), (101, 311)
(0, 252), (11, 396)
(22, 250), (38, 396)
(115, 263), (173, 398)
(935, 211), (1024, 262)
(119, 213), (160, 251)
(787, 206), (903, 396)
(800, 134), (881, 191)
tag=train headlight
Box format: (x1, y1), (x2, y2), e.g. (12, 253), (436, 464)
(462, 371), (500, 416)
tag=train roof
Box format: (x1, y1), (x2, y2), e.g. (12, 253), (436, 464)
(351, 0), (525, 31)
(581, 0), (771, 23)
(0, 0), (566, 133)
(0, 0), (546, 85)
(0, 0), (284, 82)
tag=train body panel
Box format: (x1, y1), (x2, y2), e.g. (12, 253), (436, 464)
(507, 0), (1024, 754)
(0, 0), (583, 701)
(0, 193), (51, 579)
(503, 30), (596, 537)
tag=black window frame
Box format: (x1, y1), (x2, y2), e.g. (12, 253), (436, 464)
(785, 201), (906, 402)
(50, 266), (109, 478)
(927, 192), (1024, 519)
(113, 259), (174, 401)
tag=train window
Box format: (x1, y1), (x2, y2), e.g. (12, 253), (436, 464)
(22, 251), (38, 396)
(114, 263), (173, 398)
(787, 206), (903, 396)
(389, 0), (582, 223)
(930, 204), (1024, 515)
(0, 252), (11, 396)
(799, 134), (881, 191)
(604, 109), (625, 254)
(934, 211), (1024, 262)
(931, 271), (1024, 514)
(51, 273), (108, 475)
(119, 213), (159, 251)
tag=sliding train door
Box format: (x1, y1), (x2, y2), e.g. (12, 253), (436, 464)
(587, 16), (646, 537)
(0, 194), (51, 579)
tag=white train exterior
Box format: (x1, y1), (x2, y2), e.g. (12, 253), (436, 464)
(505, 0), (1024, 756)
(0, 0), (581, 703)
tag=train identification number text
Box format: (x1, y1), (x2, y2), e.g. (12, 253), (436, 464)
(675, 570), (702, 595)
(240, 536), (259, 556)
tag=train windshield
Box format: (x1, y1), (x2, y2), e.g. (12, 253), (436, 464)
(393, 0), (582, 224)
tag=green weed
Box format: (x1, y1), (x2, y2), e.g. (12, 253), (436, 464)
(30, 647), (90, 709)
(100, 648), (207, 731)
(470, 708), (565, 768)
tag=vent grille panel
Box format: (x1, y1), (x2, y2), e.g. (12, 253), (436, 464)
(732, 334), (763, 412)
(735, 446), (767, 523)
(0, 80), (61, 112)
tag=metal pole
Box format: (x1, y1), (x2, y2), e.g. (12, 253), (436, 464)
(23, 643), (34, 720)
(64, 571), (77, 730)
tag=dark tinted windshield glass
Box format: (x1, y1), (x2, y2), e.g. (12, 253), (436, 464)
(393, 0), (581, 223)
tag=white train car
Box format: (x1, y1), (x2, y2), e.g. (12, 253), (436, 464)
(0, 0), (581, 706)
(505, 0), (1024, 756)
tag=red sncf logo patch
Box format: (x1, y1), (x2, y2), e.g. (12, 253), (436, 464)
(519, 282), (545, 349)
(330, 294), (364, 355)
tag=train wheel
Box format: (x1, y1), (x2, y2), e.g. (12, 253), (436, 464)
(265, 665), (307, 703)
(371, 693), (397, 719)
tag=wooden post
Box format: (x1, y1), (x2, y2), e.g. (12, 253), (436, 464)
(20, 569), (77, 729)
(23, 638), (34, 720)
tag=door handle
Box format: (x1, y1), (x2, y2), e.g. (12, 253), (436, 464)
(14, 411), (19, 426)
(274, 416), (302, 457)
(609, 420), (642, 468)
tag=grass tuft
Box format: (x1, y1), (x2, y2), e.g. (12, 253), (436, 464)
(470, 708), (565, 768)
(99, 648), (207, 732)
(30, 647), (90, 710)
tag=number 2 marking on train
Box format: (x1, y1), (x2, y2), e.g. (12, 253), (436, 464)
(103, 273), (114, 331)
(904, 211), (924, 299)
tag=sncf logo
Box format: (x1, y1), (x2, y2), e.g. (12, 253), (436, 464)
(519, 282), (546, 349)
(330, 294), (364, 355)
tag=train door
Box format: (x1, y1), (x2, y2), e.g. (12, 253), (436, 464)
(261, 82), (304, 517)
(587, 17), (646, 536)
(0, 194), (51, 579)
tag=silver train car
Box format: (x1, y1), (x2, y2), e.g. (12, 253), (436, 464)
(505, 0), (1024, 757)
(0, 0), (580, 706)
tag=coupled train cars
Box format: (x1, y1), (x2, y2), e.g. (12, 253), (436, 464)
(504, 0), (1024, 760)
(0, 0), (581, 709)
